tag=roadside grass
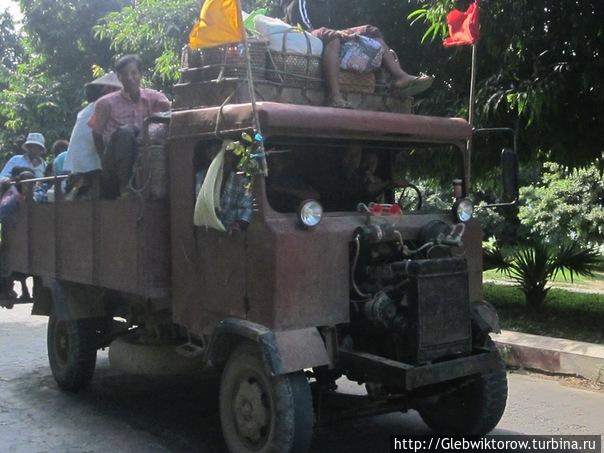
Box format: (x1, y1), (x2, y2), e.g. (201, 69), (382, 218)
(484, 269), (604, 286)
(484, 283), (604, 345)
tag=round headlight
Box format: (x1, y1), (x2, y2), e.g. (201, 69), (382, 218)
(454, 198), (474, 222)
(298, 200), (323, 228)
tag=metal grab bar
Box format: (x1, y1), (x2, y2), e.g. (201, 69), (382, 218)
(9, 175), (69, 185)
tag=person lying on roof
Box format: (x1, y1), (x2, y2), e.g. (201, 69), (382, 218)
(283, 0), (433, 108)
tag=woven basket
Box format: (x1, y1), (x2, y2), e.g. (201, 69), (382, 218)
(338, 70), (376, 94)
(181, 40), (267, 82)
(266, 29), (322, 88)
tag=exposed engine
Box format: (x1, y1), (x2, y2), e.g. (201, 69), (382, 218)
(345, 216), (473, 367)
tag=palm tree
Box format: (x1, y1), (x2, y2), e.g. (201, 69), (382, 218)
(486, 242), (600, 308)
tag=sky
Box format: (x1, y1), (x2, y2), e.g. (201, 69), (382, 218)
(0, 0), (22, 22)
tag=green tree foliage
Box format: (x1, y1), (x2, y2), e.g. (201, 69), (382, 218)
(94, 0), (201, 89)
(406, 0), (604, 168)
(0, 0), (127, 159)
(19, 0), (127, 82)
(0, 10), (23, 76)
(0, 11), (24, 156)
(0, 47), (70, 155)
(518, 162), (604, 248)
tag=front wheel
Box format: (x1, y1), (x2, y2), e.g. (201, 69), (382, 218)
(417, 339), (508, 435)
(219, 341), (314, 453)
(47, 313), (98, 392)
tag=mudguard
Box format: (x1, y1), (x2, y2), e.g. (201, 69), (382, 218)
(206, 318), (331, 376)
(471, 300), (501, 339)
(43, 280), (106, 320)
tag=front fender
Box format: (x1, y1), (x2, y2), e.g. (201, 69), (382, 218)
(206, 318), (330, 376)
(471, 300), (501, 339)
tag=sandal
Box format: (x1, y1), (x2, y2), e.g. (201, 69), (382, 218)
(393, 74), (434, 97)
(328, 97), (353, 109)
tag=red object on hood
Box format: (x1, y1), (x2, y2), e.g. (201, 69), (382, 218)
(443, 1), (480, 47)
(370, 203), (402, 216)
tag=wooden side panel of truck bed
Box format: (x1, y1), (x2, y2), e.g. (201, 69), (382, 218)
(0, 199), (171, 299)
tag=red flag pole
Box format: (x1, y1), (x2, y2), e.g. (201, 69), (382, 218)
(468, 44), (478, 130)
(466, 43), (478, 187)
(443, 0), (480, 187)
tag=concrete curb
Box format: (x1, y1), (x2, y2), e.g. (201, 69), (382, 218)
(492, 330), (604, 384)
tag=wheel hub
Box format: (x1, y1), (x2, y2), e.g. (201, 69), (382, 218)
(233, 377), (270, 445)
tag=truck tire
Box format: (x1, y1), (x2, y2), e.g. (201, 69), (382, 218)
(219, 341), (314, 453)
(417, 339), (507, 435)
(47, 313), (98, 392)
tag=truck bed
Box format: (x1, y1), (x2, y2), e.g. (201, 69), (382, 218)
(0, 199), (170, 299)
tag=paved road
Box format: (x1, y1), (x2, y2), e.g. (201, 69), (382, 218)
(1, 304), (603, 452)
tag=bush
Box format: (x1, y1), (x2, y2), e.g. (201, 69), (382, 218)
(486, 241), (600, 308)
(518, 161), (604, 248)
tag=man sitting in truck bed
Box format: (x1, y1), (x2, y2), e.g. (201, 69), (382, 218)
(63, 72), (122, 199)
(88, 54), (171, 199)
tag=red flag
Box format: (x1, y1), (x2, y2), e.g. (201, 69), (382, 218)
(443, 1), (480, 47)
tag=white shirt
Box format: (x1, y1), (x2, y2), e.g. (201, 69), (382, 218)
(63, 103), (101, 173)
(0, 154), (46, 179)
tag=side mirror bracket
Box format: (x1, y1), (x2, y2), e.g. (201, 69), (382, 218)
(473, 128), (519, 209)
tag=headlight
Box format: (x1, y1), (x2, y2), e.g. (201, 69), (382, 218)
(298, 200), (323, 228)
(453, 198), (474, 222)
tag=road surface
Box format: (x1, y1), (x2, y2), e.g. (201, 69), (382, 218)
(1, 304), (603, 452)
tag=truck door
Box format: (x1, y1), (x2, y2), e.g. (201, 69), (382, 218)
(170, 138), (248, 335)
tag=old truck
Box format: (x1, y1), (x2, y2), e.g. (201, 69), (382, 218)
(0, 68), (517, 451)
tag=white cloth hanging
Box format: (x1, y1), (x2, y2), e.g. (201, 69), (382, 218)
(193, 142), (228, 232)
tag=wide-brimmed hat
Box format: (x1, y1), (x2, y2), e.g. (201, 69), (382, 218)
(22, 132), (46, 152)
(85, 72), (123, 89)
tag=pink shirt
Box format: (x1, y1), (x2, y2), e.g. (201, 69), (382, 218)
(88, 88), (171, 143)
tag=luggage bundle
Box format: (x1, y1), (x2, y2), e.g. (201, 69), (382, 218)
(180, 39), (268, 83)
(175, 15), (409, 113)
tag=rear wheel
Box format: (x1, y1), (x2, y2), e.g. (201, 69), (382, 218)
(417, 339), (508, 435)
(47, 313), (98, 392)
(219, 341), (314, 453)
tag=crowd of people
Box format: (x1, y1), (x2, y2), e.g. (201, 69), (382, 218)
(0, 54), (171, 212)
(0, 54), (172, 301)
(0, 0), (430, 240)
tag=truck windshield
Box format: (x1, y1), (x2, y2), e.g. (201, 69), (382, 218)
(266, 142), (464, 213)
